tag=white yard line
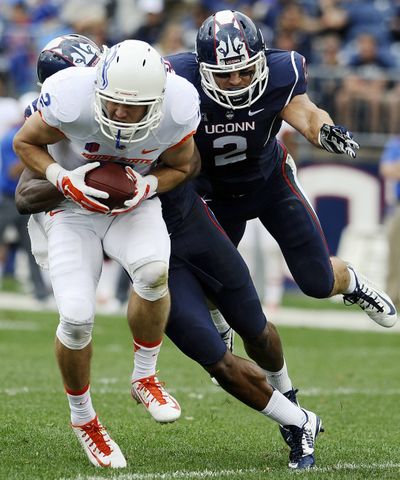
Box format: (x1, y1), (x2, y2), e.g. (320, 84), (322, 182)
(270, 306), (400, 333)
(64, 469), (264, 480)
(0, 319), (40, 330)
(64, 463), (400, 480)
(3, 386), (400, 396)
(2, 291), (400, 333)
(314, 462), (400, 472)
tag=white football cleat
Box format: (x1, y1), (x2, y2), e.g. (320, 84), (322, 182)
(71, 416), (126, 468)
(343, 264), (398, 328)
(131, 374), (181, 423)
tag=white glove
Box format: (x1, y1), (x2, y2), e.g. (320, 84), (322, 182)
(45, 162), (110, 214)
(318, 124), (360, 159)
(110, 166), (158, 215)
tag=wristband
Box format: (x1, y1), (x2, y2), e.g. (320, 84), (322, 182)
(145, 174), (159, 197)
(45, 163), (63, 187)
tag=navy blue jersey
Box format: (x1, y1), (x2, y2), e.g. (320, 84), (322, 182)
(166, 50), (307, 196)
(159, 183), (198, 233)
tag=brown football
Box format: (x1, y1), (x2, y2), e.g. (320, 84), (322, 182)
(85, 162), (135, 209)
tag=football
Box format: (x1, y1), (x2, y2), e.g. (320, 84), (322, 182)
(85, 162), (135, 210)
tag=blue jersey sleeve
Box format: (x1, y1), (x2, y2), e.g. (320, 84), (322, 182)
(266, 49), (307, 103)
(164, 52), (200, 87)
(292, 51), (307, 97)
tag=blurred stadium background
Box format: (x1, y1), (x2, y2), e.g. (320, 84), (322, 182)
(1, 0), (400, 315)
(1, 3), (400, 478)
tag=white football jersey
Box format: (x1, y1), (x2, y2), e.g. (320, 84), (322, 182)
(38, 67), (200, 175)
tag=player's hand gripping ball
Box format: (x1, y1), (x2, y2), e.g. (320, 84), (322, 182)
(84, 162), (136, 210)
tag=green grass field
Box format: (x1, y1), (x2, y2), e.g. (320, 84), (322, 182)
(1, 308), (400, 480)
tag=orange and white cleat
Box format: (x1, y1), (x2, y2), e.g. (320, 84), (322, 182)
(131, 374), (181, 423)
(71, 416), (127, 468)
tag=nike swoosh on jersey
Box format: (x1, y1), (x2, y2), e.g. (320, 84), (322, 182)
(49, 209), (64, 216)
(248, 108), (264, 116)
(141, 148), (159, 154)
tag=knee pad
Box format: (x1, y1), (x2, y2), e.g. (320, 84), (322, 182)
(132, 261), (169, 301)
(56, 318), (93, 350)
(56, 296), (95, 349)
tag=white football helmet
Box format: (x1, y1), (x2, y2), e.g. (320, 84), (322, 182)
(94, 40), (167, 145)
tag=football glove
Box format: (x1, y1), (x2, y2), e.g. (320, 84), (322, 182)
(318, 123), (359, 159)
(110, 166), (158, 215)
(45, 162), (110, 214)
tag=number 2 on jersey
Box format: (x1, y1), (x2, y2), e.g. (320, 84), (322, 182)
(214, 135), (247, 166)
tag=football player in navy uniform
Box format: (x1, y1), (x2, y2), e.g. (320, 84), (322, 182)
(165, 9), (398, 330)
(16, 35), (323, 470)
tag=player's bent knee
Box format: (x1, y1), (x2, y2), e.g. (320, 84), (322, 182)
(299, 282), (332, 299)
(206, 351), (236, 382)
(56, 296), (95, 349)
(56, 319), (93, 350)
(132, 261), (169, 301)
(296, 263), (335, 299)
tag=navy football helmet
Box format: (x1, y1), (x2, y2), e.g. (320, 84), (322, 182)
(37, 34), (101, 85)
(196, 10), (268, 109)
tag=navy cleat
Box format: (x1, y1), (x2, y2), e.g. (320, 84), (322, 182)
(343, 264), (398, 328)
(287, 409), (324, 470)
(279, 389), (299, 446)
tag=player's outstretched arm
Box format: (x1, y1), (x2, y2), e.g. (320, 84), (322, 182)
(280, 93), (359, 158)
(15, 168), (63, 214)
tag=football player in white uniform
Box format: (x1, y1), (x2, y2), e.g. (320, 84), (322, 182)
(13, 39), (200, 468)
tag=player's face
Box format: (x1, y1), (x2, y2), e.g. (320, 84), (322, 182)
(105, 101), (147, 124)
(213, 67), (255, 91)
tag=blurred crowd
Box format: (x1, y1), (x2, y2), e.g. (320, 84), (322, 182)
(2, 0), (400, 129)
(1, 0), (400, 310)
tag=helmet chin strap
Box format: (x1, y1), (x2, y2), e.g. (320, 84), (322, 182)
(115, 129), (122, 149)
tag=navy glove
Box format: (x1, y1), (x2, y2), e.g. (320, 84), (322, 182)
(318, 124), (359, 159)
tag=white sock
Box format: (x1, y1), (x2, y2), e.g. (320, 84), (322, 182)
(210, 309), (231, 334)
(132, 338), (162, 381)
(261, 390), (306, 427)
(66, 384), (96, 426)
(344, 266), (357, 294)
(263, 359), (293, 394)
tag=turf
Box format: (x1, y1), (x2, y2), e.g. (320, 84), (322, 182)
(1, 309), (399, 480)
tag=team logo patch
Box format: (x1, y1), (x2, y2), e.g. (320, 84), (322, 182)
(84, 142), (100, 153)
(214, 13), (248, 66)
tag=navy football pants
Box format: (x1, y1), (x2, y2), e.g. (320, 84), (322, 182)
(166, 195), (267, 366)
(204, 148), (335, 299)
